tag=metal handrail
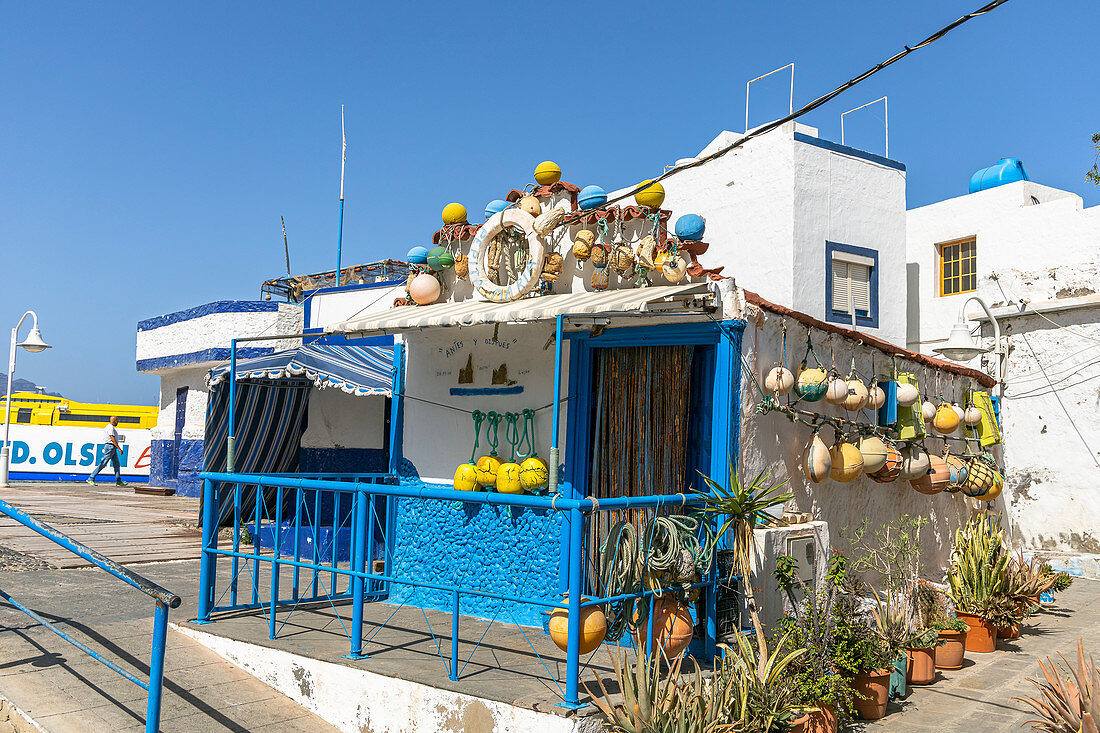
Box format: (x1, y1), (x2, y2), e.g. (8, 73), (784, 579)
(0, 498), (177, 731)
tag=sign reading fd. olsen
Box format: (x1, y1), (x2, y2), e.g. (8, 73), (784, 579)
(1, 425), (152, 477)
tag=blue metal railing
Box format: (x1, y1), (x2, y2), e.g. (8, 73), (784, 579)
(0, 499), (181, 732)
(197, 471), (716, 708)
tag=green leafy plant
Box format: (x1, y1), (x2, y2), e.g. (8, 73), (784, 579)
(693, 467), (791, 672)
(946, 514), (1009, 623)
(912, 580), (966, 633)
(1042, 563), (1075, 594)
(843, 514), (928, 599)
(1013, 638), (1099, 733)
(725, 631), (806, 732)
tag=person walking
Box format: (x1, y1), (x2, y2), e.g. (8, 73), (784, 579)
(87, 416), (127, 487)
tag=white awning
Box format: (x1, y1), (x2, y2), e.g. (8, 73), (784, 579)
(325, 283), (716, 335)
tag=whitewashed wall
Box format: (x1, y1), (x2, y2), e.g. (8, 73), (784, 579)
(738, 303), (995, 576)
(300, 389), (386, 451)
(307, 285), (406, 330)
(401, 322), (568, 483)
(151, 366), (210, 443)
(137, 303), (302, 368)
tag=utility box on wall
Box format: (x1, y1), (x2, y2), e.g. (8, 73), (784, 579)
(750, 520), (830, 632)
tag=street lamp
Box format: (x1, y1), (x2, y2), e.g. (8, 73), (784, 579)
(0, 311), (52, 488)
(933, 295), (1004, 397)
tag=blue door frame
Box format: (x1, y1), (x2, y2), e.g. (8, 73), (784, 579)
(559, 318), (746, 657)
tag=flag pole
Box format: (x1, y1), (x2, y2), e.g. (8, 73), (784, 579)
(336, 104), (346, 285)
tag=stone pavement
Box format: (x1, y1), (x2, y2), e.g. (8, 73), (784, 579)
(854, 579), (1100, 731)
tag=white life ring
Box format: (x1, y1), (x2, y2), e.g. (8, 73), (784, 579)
(467, 209), (546, 302)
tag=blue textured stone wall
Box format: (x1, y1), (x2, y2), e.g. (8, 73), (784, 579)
(388, 473), (564, 627)
(149, 438), (204, 497)
(299, 447), (388, 475)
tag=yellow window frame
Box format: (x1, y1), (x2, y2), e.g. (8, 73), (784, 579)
(937, 236), (976, 297)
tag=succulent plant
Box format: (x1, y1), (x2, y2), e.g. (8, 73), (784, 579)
(946, 514), (1009, 623)
(1013, 638), (1099, 733)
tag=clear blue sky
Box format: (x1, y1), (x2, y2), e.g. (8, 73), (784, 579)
(2, 1), (1097, 405)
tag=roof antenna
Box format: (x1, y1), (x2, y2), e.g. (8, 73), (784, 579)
(281, 215), (292, 277)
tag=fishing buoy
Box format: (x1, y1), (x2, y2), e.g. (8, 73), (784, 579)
(867, 442), (903, 483)
(945, 456), (969, 487)
(442, 202), (468, 225)
(634, 179), (665, 208)
(534, 207), (566, 236)
(896, 383), (919, 407)
(933, 403), (961, 434)
(534, 160), (562, 185)
(519, 456), (549, 491)
(858, 435), (889, 474)
(496, 462), (523, 494)
(952, 404), (965, 423)
(578, 185), (607, 210)
(484, 199), (510, 220)
(825, 378), (849, 406)
(959, 458), (997, 497)
(802, 433), (831, 483)
(795, 368), (829, 402)
(409, 273), (441, 305)
(829, 441), (864, 482)
(454, 253), (469, 279)
(407, 246), (429, 266)
(426, 246), (455, 271)
(842, 379), (869, 411)
(662, 254), (688, 283)
(572, 230), (595, 261)
(921, 401), (937, 423)
(974, 470), (1004, 500)
(454, 463), (478, 491)
(911, 455), (950, 495)
(548, 595), (607, 655)
(867, 384), (886, 410)
(765, 366), (795, 396)
(898, 444), (931, 480)
(518, 195), (541, 218)
(475, 455), (501, 487)
(963, 406), (983, 426)
(674, 214), (706, 241)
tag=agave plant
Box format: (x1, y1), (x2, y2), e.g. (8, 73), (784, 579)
(725, 631), (807, 732)
(1007, 553), (1060, 605)
(693, 466), (792, 670)
(946, 514), (1009, 623)
(1013, 638), (1100, 733)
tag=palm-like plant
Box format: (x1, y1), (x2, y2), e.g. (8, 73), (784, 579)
(726, 632), (807, 732)
(1013, 638), (1100, 733)
(693, 466), (792, 672)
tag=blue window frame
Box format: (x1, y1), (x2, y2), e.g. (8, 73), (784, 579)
(824, 241), (879, 329)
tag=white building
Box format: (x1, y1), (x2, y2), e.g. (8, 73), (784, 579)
(907, 167), (1100, 571)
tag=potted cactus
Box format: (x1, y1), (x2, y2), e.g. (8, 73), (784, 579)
(946, 514), (1008, 653)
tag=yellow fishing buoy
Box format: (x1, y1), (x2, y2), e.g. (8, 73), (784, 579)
(454, 463), (479, 491)
(442, 202), (468, 225)
(795, 367), (829, 402)
(933, 403), (961, 434)
(496, 462), (523, 494)
(548, 594), (607, 655)
(534, 160), (562, 185)
(634, 179), (665, 208)
(475, 455), (501, 487)
(829, 441), (864, 482)
(519, 456), (549, 491)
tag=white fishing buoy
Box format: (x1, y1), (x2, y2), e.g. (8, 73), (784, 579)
(867, 384), (886, 410)
(963, 405), (983, 426)
(842, 378), (869, 411)
(802, 432), (831, 483)
(896, 382), (919, 407)
(898, 444), (931, 480)
(825, 378), (849, 406)
(858, 435), (889, 474)
(921, 401), (937, 423)
(764, 366), (795, 396)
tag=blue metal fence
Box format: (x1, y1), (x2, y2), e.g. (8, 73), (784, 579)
(197, 471), (717, 708)
(0, 499), (180, 732)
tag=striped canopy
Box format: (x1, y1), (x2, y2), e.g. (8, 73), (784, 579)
(206, 343), (393, 396)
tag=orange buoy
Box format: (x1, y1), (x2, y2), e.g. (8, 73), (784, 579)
(548, 595), (607, 655)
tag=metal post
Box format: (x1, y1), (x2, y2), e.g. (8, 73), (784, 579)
(145, 599), (170, 733)
(449, 589), (460, 681)
(227, 339), (237, 473)
(269, 486), (283, 640)
(548, 315), (564, 494)
(388, 343), (404, 474)
(336, 104), (346, 285)
(344, 487), (369, 659)
(562, 506), (584, 708)
(0, 327), (17, 488)
(196, 479), (217, 623)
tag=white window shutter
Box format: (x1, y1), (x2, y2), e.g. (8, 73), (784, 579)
(850, 263), (871, 312)
(832, 261), (850, 312)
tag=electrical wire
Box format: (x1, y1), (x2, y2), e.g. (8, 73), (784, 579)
(563, 0), (1013, 222)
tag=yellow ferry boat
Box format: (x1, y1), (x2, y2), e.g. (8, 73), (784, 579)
(2, 392), (158, 429)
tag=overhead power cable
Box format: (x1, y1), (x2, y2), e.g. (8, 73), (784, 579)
(575, 0), (1013, 218)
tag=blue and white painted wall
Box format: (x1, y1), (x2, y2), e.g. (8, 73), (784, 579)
(136, 300), (303, 496)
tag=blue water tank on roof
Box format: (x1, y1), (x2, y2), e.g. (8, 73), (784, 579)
(969, 158), (1029, 193)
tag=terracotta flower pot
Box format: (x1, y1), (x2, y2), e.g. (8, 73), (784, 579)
(997, 600), (1026, 639)
(955, 611), (997, 653)
(935, 628), (967, 670)
(790, 704), (838, 733)
(906, 647), (936, 685)
(852, 668), (892, 720)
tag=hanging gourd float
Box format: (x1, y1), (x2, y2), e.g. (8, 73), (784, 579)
(867, 441), (903, 483)
(764, 366), (795, 396)
(867, 383), (886, 410)
(959, 458), (997, 497)
(496, 462), (523, 494)
(634, 597), (694, 658)
(426, 246), (455, 272)
(825, 377), (849, 406)
(442, 202), (468, 225)
(662, 254), (689, 283)
(578, 185), (608, 210)
(933, 403), (961, 434)
(484, 199), (510, 220)
(911, 454), (950, 495)
(406, 246), (429, 266)
(518, 195), (542, 218)
(829, 440), (864, 482)
(453, 463), (479, 491)
(858, 435), (889, 474)
(409, 273), (441, 305)
(548, 595), (607, 655)
(898, 444), (931, 480)
(475, 455), (501, 488)
(674, 214), (706, 241)
(896, 382), (920, 407)
(802, 432), (832, 483)
(843, 378), (869, 411)
(795, 367), (829, 402)
(634, 179), (666, 209)
(534, 160), (562, 185)
(572, 230), (595, 261)
(963, 405), (983, 427)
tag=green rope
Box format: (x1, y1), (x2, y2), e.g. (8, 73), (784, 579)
(597, 520), (640, 642)
(504, 411), (520, 461)
(642, 515), (716, 594)
(469, 410), (485, 464)
(516, 408), (536, 459)
(485, 411), (502, 456)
